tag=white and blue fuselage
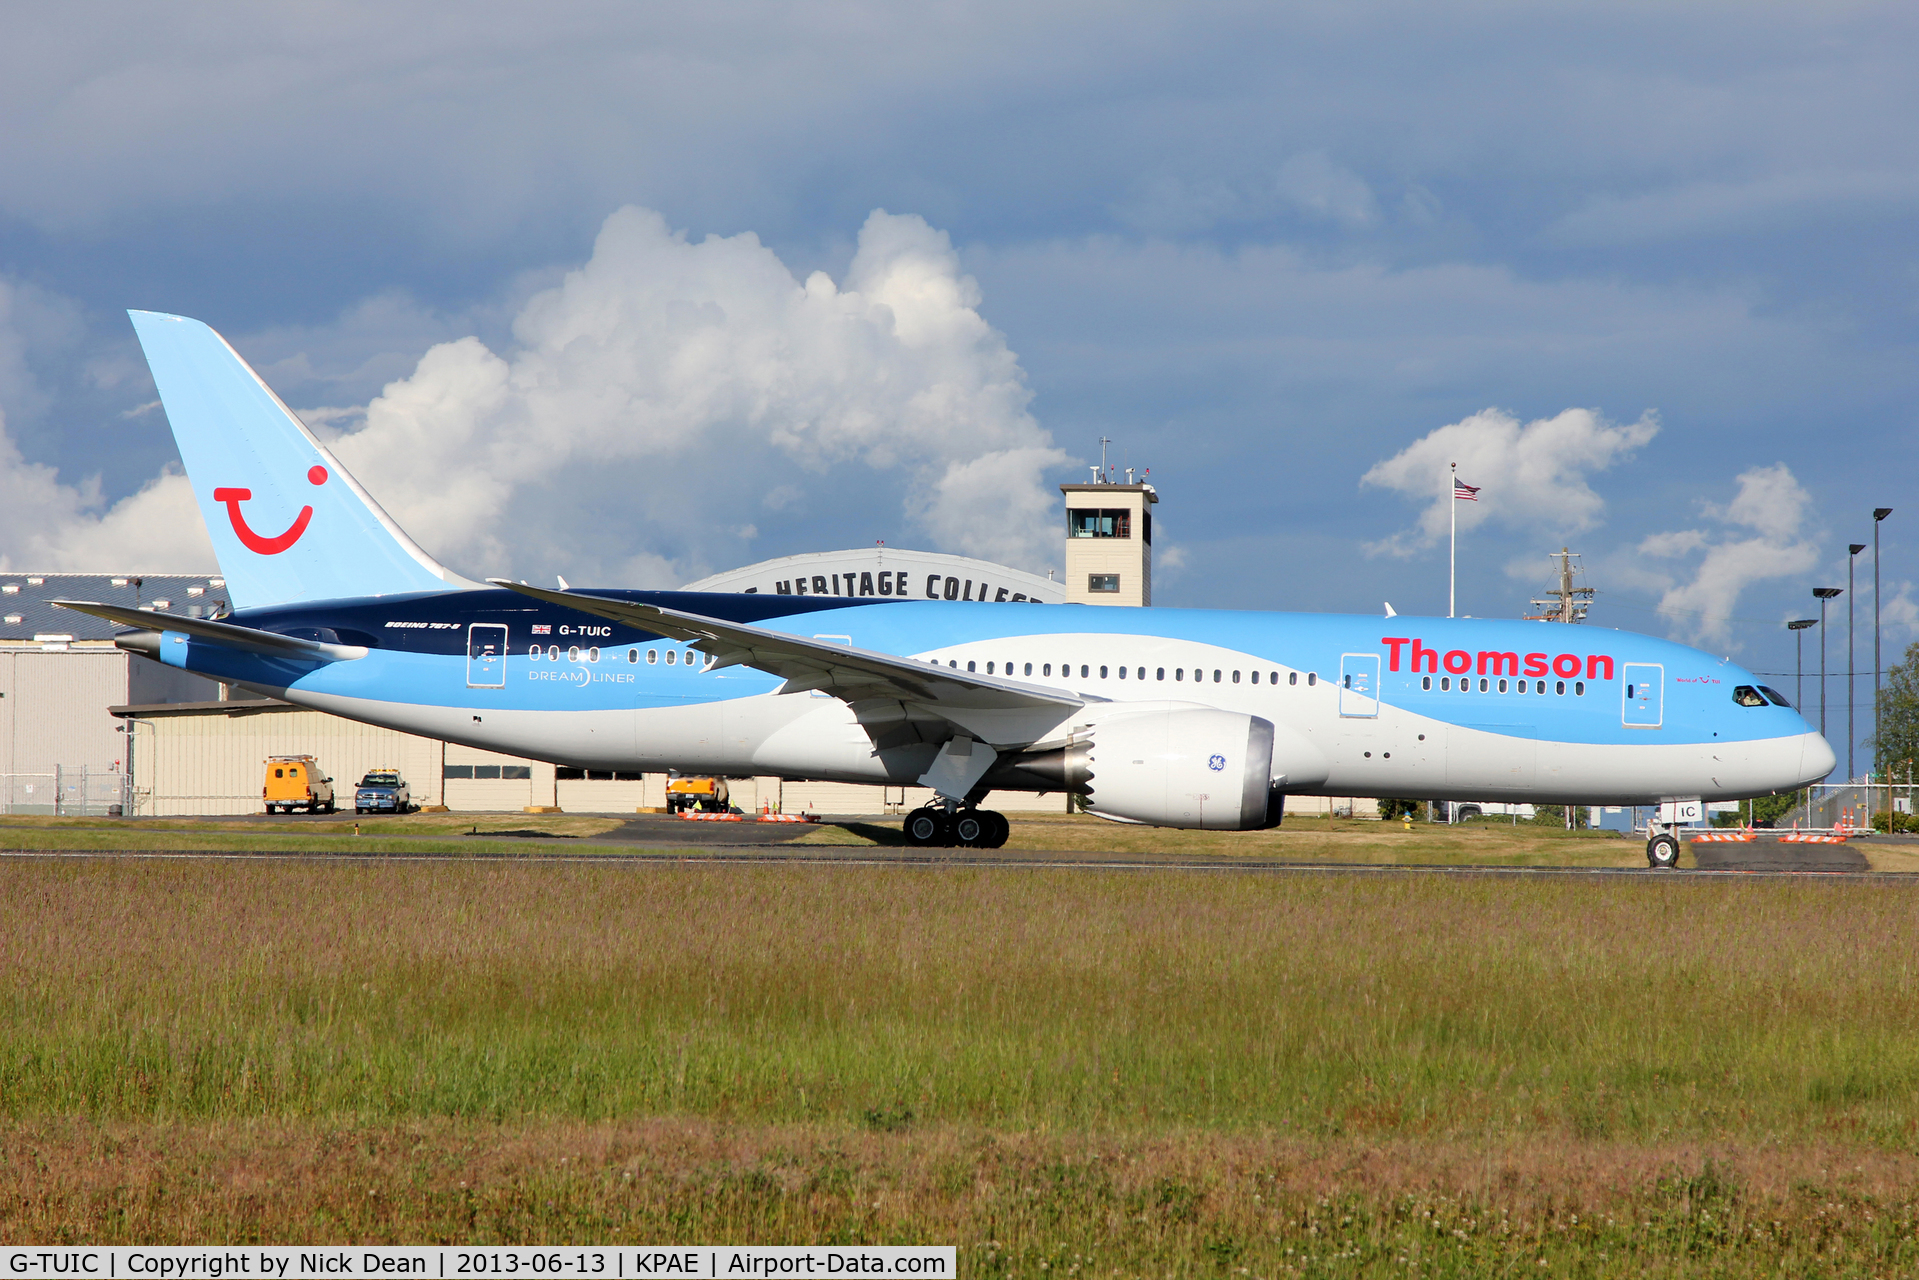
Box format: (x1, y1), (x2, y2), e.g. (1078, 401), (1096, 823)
(150, 587), (1828, 807)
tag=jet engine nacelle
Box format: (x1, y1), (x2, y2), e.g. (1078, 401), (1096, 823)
(1072, 702), (1328, 830)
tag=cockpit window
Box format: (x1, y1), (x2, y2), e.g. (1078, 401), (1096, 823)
(1758, 686), (1792, 708)
(1733, 685), (1768, 708)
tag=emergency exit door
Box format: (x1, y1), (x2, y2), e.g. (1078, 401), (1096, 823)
(1622, 662), (1662, 728)
(1339, 652), (1380, 717)
(467, 624), (507, 688)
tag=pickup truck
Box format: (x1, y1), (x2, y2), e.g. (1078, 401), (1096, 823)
(354, 769), (412, 814)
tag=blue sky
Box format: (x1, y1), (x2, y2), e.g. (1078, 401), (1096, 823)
(0, 2), (1914, 760)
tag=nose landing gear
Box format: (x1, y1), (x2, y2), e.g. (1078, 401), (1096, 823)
(1646, 827), (1682, 869)
(903, 804), (1009, 849)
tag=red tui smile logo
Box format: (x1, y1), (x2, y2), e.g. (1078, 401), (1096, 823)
(212, 465), (328, 555)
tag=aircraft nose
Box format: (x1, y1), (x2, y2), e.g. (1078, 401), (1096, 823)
(1801, 731), (1837, 784)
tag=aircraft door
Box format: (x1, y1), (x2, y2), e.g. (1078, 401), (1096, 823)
(1339, 652), (1380, 717)
(467, 624), (508, 688)
(1622, 663), (1663, 728)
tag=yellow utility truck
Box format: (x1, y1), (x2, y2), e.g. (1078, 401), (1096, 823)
(263, 755), (336, 814)
(664, 774), (731, 814)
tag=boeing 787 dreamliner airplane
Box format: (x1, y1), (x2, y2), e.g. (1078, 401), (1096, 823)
(56, 312), (1834, 867)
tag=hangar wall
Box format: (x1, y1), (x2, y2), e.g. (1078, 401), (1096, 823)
(117, 701), (1068, 816)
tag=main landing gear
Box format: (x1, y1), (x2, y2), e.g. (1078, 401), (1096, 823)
(903, 804), (1010, 849)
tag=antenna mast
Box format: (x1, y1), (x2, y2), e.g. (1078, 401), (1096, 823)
(1525, 547), (1594, 623)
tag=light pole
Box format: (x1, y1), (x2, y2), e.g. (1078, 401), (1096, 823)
(1875, 508), (1893, 780)
(1814, 587), (1843, 741)
(1789, 618), (1818, 712)
(1850, 543), (1866, 782)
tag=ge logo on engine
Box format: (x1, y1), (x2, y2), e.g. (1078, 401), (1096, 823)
(1207, 754), (1227, 771)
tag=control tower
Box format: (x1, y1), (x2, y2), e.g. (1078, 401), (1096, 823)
(1060, 475), (1157, 607)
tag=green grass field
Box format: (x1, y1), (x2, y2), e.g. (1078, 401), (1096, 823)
(4, 846), (1919, 1272)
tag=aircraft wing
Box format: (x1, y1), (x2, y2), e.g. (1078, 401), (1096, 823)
(51, 600), (368, 662)
(488, 580), (1084, 749)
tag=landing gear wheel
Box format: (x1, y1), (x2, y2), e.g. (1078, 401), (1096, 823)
(954, 811), (988, 847)
(904, 809), (945, 847)
(982, 810), (1009, 849)
(1647, 833), (1681, 869)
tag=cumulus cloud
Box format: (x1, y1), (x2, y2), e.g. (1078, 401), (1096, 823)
(0, 207), (1069, 586)
(1360, 406), (1659, 556)
(320, 206), (1068, 583)
(0, 413), (214, 572)
(1635, 463), (1822, 647)
(0, 275), (215, 573)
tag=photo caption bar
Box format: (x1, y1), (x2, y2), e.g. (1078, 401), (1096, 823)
(3, 1248), (954, 1280)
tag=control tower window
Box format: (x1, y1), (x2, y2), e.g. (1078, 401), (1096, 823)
(1088, 574), (1121, 593)
(1069, 509), (1131, 538)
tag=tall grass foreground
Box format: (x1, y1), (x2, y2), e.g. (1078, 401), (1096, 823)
(3, 859), (1917, 1143)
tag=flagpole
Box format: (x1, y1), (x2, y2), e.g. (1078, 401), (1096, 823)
(1449, 462), (1457, 619)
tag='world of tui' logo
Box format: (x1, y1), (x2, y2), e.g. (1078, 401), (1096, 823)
(212, 466), (328, 555)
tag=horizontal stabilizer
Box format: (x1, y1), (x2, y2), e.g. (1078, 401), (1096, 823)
(51, 600), (367, 663)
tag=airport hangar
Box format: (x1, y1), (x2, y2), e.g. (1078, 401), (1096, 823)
(1, 481), (1376, 819)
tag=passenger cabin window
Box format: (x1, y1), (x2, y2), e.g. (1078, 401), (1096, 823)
(1080, 664), (1090, 678)
(1422, 676), (1432, 690)
(1100, 665), (1109, 678)
(1068, 509), (1132, 538)
(664, 650), (675, 664)
(647, 649), (657, 663)
(1308, 673), (1317, 686)
(1733, 685), (1768, 707)
(1289, 672), (1298, 686)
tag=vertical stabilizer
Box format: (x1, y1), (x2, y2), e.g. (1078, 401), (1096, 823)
(128, 311), (475, 609)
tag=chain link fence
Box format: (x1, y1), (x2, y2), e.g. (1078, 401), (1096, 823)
(1, 767), (132, 816)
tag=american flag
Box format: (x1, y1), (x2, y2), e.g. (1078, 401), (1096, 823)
(1453, 478), (1480, 502)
